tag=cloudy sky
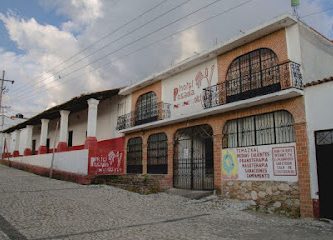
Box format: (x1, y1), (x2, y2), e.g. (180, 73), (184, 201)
(0, 0), (332, 117)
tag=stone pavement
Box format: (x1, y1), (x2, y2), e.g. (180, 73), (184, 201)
(0, 164), (332, 240)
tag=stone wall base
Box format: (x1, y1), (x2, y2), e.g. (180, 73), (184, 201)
(0, 160), (92, 185)
(222, 180), (300, 217)
(92, 174), (173, 194)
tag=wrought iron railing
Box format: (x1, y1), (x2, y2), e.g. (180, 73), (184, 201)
(203, 61), (303, 109)
(117, 102), (171, 130)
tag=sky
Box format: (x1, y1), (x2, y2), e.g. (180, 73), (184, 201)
(0, 0), (332, 118)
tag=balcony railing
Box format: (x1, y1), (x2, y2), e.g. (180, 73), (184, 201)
(203, 61), (303, 109)
(117, 102), (171, 130)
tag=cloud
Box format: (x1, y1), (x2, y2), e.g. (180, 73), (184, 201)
(0, 12), (103, 114)
(39, 0), (104, 32)
(0, 0), (332, 118)
(300, 0), (333, 38)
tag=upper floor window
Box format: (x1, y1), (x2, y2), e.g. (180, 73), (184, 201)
(135, 91), (158, 125)
(147, 133), (168, 174)
(222, 110), (295, 148)
(226, 48), (280, 100)
(127, 137), (143, 174)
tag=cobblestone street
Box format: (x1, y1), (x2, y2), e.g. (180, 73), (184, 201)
(0, 165), (332, 240)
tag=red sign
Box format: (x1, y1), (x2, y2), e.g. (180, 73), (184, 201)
(88, 137), (125, 175)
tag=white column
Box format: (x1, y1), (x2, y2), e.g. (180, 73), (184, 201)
(59, 110), (70, 143)
(10, 132), (16, 153)
(4, 133), (11, 153)
(0, 133), (4, 155)
(18, 129), (25, 154)
(40, 119), (49, 146)
(87, 99), (100, 137)
(25, 125), (33, 150)
(14, 130), (20, 152)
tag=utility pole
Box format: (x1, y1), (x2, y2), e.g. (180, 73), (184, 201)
(291, 0), (300, 20)
(0, 70), (15, 131)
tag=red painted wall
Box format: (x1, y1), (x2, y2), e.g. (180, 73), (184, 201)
(88, 137), (125, 175)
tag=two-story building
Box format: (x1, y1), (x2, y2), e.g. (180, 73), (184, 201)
(2, 15), (333, 219)
(116, 15), (333, 218)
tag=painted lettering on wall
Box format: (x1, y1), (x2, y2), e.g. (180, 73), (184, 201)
(173, 64), (215, 109)
(88, 137), (125, 175)
(221, 143), (298, 182)
(90, 151), (123, 174)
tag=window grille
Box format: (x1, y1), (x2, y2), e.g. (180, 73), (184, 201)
(316, 130), (333, 145)
(147, 133), (168, 174)
(127, 137), (143, 174)
(135, 92), (158, 125)
(223, 111), (295, 148)
(226, 48), (279, 99)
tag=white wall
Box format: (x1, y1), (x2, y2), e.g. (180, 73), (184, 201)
(4, 134), (11, 153)
(286, 24), (302, 64)
(10, 95), (125, 153)
(161, 58), (218, 118)
(8, 149), (89, 175)
(96, 95), (126, 141)
(68, 109), (88, 146)
(304, 82), (333, 199)
(32, 125), (40, 152)
(298, 24), (333, 84)
(19, 129), (27, 154)
(0, 133), (4, 155)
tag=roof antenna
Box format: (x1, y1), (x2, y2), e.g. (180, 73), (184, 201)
(291, 0), (300, 20)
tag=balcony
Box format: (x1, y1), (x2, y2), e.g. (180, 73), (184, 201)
(203, 61), (303, 109)
(117, 102), (171, 130)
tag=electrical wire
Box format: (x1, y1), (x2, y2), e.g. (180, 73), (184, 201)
(9, 0), (169, 94)
(11, 0), (225, 100)
(11, 0), (192, 96)
(301, 6), (333, 19)
(12, 0), (254, 104)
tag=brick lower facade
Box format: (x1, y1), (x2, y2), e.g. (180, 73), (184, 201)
(123, 96), (313, 217)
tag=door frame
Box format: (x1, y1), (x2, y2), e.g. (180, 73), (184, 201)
(173, 124), (214, 190)
(314, 129), (333, 219)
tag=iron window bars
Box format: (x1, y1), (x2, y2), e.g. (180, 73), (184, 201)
(117, 102), (171, 130)
(127, 137), (143, 174)
(222, 110), (295, 148)
(203, 49), (303, 109)
(147, 133), (168, 174)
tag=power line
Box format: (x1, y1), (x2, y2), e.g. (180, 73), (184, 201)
(12, 0), (254, 104)
(301, 6), (333, 19)
(0, 71), (15, 131)
(11, 0), (224, 100)
(9, 0), (169, 94)
(12, 0), (253, 103)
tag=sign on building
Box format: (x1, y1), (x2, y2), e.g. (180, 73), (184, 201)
(89, 137), (125, 175)
(162, 58), (218, 117)
(221, 143), (298, 182)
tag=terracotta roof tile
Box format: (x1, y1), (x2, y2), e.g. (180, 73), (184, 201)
(304, 76), (333, 87)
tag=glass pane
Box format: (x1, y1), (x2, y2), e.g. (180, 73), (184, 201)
(274, 111), (295, 143)
(255, 113), (275, 145)
(238, 116), (255, 147)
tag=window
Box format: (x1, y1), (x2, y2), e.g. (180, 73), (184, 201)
(32, 140), (36, 155)
(46, 138), (50, 153)
(223, 111), (295, 148)
(127, 137), (143, 174)
(226, 48), (279, 100)
(135, 91), (158, 125)
(316, 130), (333, 145)
(68, 131), (73, 147)
(147, 133), (168, 174)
